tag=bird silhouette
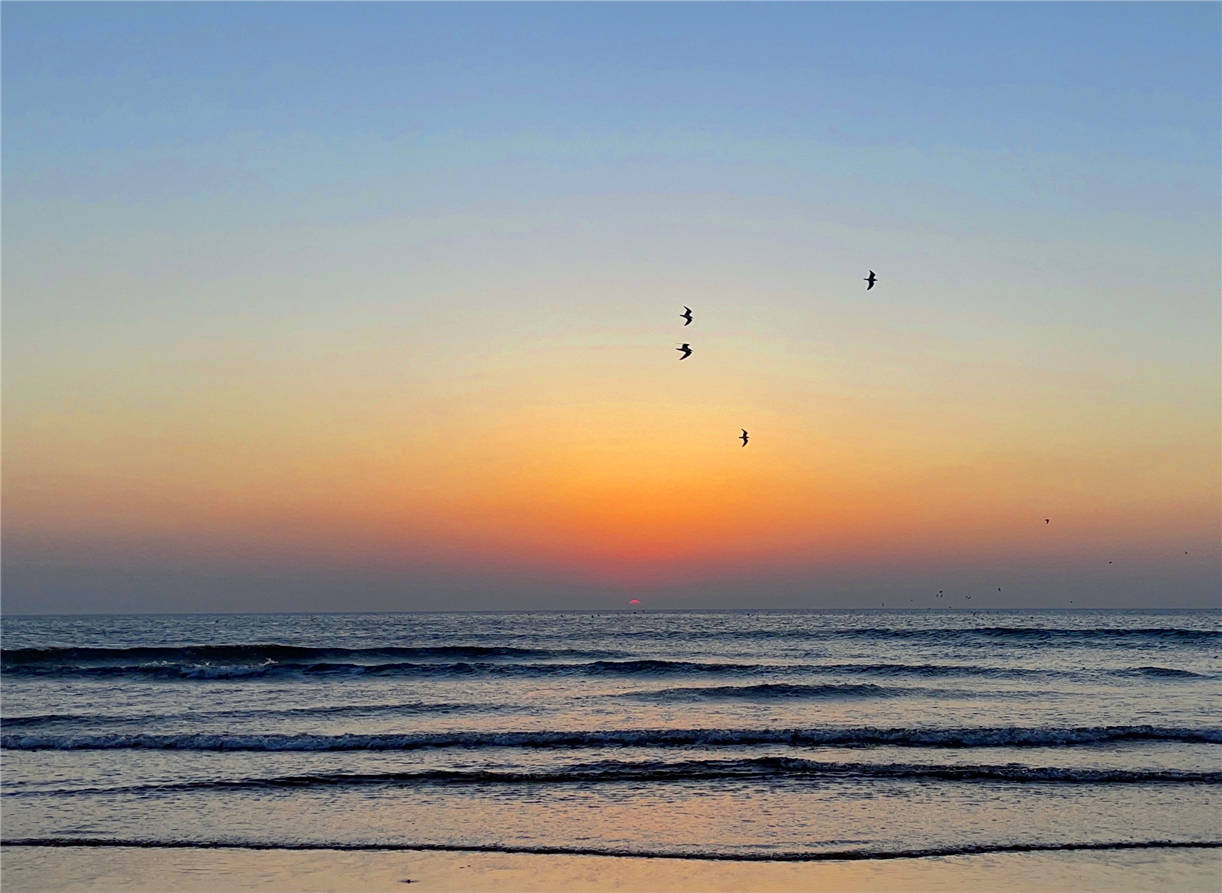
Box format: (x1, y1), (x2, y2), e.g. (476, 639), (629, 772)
(739, 429), (749, 447)
(1044, 518), (1050, 525)
(864, 270), (877, 290)
(681, 306), (693, 326)
(676, 343), (692, 360)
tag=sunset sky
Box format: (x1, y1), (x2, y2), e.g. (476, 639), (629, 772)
(4, 3), (1219, 612)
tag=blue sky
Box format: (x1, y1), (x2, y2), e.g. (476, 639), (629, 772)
(4, 3), (1219, 612)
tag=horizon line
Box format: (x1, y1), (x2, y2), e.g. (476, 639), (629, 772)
(4, 606), (1219, 619)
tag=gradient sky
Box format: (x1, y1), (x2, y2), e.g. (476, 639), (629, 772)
(4, 2), (1219, 613)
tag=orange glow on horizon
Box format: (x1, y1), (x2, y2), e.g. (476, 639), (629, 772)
(4, 344), (1217, 593)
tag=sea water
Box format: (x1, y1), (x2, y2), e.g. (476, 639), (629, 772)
(2, 610), (1219, 863)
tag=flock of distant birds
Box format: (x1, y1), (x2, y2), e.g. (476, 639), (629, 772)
(665, 269), (1194, 609)
(674, 270), (880, 448)
(879, 521), (1193, 608)
(879, 520), (1192, 608)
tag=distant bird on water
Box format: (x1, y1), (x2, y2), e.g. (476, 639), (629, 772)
(864, 270), (877, 290)
(676, 343), (692, 360)
(739, 429), (749, 447)
(681, 306), (693, 326)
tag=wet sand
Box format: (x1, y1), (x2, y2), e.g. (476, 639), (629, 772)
(2, 845), (1219, 892)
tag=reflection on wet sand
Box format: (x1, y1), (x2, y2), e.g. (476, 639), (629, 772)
(3, 845), (1220, 893)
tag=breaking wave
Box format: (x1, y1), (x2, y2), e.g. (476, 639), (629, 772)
(7, 724), (1220, 752)
(11, 757), (1221, 798)
(1, 700), (488, 729)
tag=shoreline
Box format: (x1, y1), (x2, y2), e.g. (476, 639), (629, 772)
(3, 837), (1220, 862)
(3, 843), (1220, 893)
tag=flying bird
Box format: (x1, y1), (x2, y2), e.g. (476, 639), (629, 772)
(739, 429), (749, 447)
(681, 306), (693, 326)
(864, 270), (877, 290)
(1044, 518), (1051, 525)
(676, 343), (692, 360)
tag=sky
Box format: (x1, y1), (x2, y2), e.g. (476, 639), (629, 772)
(3, 2), (1219, 613)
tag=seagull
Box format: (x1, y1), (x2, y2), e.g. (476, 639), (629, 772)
(681, 306), (693, 326)
(864, 270), (877, 290)
(676, 343), (692, 360)
(739, 429), (749, 447)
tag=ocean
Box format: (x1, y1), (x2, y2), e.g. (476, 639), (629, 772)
(2, 610), (1220, 871)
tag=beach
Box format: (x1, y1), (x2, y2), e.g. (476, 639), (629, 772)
(4, 844), (1221, 892)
